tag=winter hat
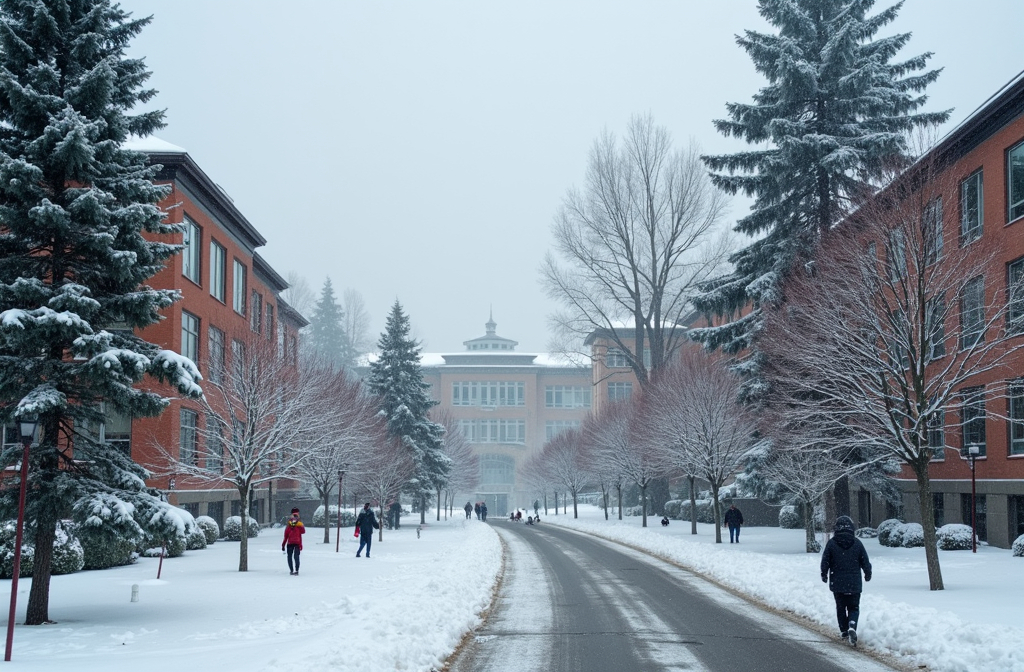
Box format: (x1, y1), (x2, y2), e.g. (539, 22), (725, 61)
(291, 508), (300, 514)
(833, 515), (855, 535)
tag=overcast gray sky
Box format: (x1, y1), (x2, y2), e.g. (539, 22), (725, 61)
(119, 0), (1024, 353)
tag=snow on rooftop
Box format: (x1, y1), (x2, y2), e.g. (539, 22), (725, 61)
(122, 135), (187, 154)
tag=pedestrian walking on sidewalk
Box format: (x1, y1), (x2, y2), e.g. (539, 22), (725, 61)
(821, 515), (872, 646)
(282, 508), (304, 575)
(355, 503), (380, 558)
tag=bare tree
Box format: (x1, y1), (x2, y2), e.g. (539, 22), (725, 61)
(293, 367), (379, 543)
(586, 399), (666, 527)
(342, 288), (373, 357)
(354, 434), (415, 543)
(164, 331), (335, 571)
(433, 410), (478, 521)
(646, 351), (753, 542)
(542, 113), (731, 387)
(282, 271), (316, 320)
(759, 162), (1022, 589)
(532, 427), (591, 519)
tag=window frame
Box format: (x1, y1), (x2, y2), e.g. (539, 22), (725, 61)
(210, 239), (226, 302)
(1008, 257), (1024, 334)
(232, 259), (247, 316)
(1009, 380), (1024, 456)
(924, 196), (943, 265)
(960, 386), (986, 457)
(181, 311), (200, 364)
(1009, 140), (1024, 223)
(960, 169), (984, 243)
(208, 325), (225, 385)
(959, 275), (986, 350)
(182, 217), (201, 285)
(179, 408), (199, 466)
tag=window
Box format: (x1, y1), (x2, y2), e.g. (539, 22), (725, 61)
(960, 386), (986, 457)
(181, 311), (200, 364)
(960, 494), (987, 542)
(927, 404), (945, 459)
(206, 414), (224, 473)
(232, 339), (246, 379)
(605, 348), (629, 368)
(545, 385), (592, 409)
(545, 420), (581, 441)
(457, 419), (526, 444)
(182, 217), (201, 284)
(79, 404), (132, 455)
(887, 229), (906, 282)
(933, 493), (945, 528)
(180, 408), (198, 466)
(451, 382), (525, 407)
(1009, 141), (1024, 222)
(208, 326), (225, 384)
(480, 454), (515, 486)
(265, 305), (275, 341)
(1008, 257), (1024, 334)
(233, 259), (247, 315)
(960, 276), (985, 349)
(924, 197), (943, 264)
(608, 381), (633, 402)
(1009, 380), (1024, 456)
(251, 291), (263, 333)
(210, 240), (226, 302)
(926, 293), (946, 360)
(961, 170), (983, 241)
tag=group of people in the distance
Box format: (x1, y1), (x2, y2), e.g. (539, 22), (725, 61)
(507, 508), (540, 525)
(280, 502), (383, 575)
(464, 501), (489, 521)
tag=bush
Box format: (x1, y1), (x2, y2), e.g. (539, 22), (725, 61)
(186, 527), (208, 550)
(312, 506), (357, 528)
(76, 525), (138, 570)
(0, 520), (34, 578)
(1013, 534), (1024, 557)
(663, 500), (681, 519)
(223, 516), (260, 540)
(877, 518), (903, 547)
(937, 524), (974, 551)
(899, 522), (924, 547)
(697, 500), (716, 524)
(806, 538), (822, 553)
(855, 527), (878, 539)
(0, 520), (85, 577)
(779, 506), (801, 529)
(196, 516), (219, 545)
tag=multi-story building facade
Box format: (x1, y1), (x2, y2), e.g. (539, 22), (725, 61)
(421, 315), (591, 515)
(123, 138), (306, 527)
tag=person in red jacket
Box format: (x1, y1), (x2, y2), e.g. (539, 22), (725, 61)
(282, 507), (305, 575)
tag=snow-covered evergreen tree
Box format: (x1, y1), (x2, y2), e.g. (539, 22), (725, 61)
(692, 0), (949, 363)
(367, 301), (449, 523)
(0, 0), (201, 624)
(308, 277), (355, 369)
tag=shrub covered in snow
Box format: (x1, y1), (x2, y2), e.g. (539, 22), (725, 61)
(0, 520), (84, 577)
(223, 515), (260, 540)
(186, 527), (208, 550)
(1013, 534), (1024, 557)
(937, 524), (974, 551)
(75, 524), (138, 570)
(899, 522), (924, 547)
(855, 527), (878, 539)
(679, 499), (714, 524)
(807, 538), (822, 553)
(778, 506), (801, 529)
(877, 518), (903, 547)
(196, 516), (219, 544)
(663, 500), (681, 519)
(312, 505), (356, 528)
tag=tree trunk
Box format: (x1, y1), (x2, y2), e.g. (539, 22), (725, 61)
(602, 484), (609, 520)
(25, 510), (56, 625)
(572, 490), (578, 519)
(617, 484), (623, 520)
(436, 489), (441, 522)
(420, 494), (426, 524)
(239, 484), (251, 571)
(824, 484), (837, 534)
(803, 499), (817, 553)
(834, 474), (851, 518)
(711, 485), (722, 543)
(543, 493), (548, 515)
(640, 483), (648, 528)
(914, 465), (944, 590)
(379, 506), (385, 542)
(688, 476), (697, 535)
(322, 488), (331, 544)
(554, 491), (558, 515)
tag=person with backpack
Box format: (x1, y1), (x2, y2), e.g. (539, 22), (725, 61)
(355, 502), (380, 558)
(281, 507), (305, 575)
(821, 515), (872, 646)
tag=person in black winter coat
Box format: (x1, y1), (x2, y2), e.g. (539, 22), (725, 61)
(724, 504), (744, 543)
(820, 515), (872, 645)
(355, 503), (380, 558)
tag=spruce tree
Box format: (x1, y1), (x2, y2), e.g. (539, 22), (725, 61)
(0, 0), (201, 624)
(692, 0), (949, 359)
(308, 276), (354, 369)
(367, 301), (449, 522)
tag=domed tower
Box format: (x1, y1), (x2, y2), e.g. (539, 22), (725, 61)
(463, 310), (518, 351)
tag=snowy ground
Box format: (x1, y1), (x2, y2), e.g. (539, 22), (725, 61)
(0, 516), (501, 672)
(542, 505), (1024, 672)
(3, 506), (1020, 672)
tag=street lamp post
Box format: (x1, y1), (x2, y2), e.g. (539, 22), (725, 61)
(334, 466), (346, 553)
(5, 415), (37, 662)
(961, 444), (980, 553)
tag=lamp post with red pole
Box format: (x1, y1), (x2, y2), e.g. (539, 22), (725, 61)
(5, 414), (38, 662)
(966, 444), (980, 553)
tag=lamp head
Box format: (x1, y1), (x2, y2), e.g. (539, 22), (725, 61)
(18, 414), (38, 443)
(968, 444), (980, 457)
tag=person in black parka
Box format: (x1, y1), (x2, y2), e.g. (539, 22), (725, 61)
(724, 503), (744, 543)
(355, 503), (380, 558)
(820, 515), (872, 645)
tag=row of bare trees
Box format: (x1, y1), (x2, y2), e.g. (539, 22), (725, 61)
(522, 349), (753, 542)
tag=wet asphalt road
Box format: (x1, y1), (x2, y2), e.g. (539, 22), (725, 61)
(447, 520), (898, 672)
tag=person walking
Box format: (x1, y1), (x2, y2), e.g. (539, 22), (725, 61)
(464, 501), (473, 519)
(281, 507), (305, 575)
(481, 502), (488, 522)
(474, 502), (481, 520)
(355, 502), (380, 558)
(820, 515), (872, 646)
(724, 503), (744, 543)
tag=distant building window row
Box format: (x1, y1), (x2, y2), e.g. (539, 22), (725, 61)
(545, 420), (580, 441)
(480, 454), (516, 485)
(179, 407), (227, 473)
(925, 383), (1024, 459)
(458, 419), (526, 444)
(468, 342), (513, 350)
(452, 381), (525, 407)
(608, 381), (633, 402)
(545, 385), (592, 409)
